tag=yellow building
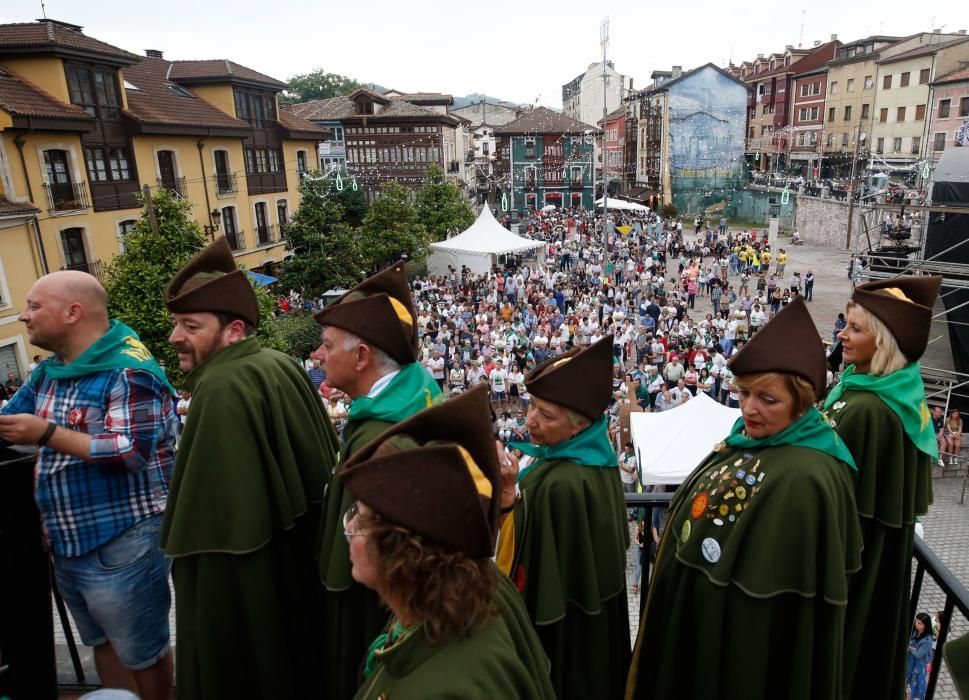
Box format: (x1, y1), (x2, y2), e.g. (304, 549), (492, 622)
(0, 19), (327, 376)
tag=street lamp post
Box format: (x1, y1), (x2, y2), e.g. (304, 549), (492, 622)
(844, 120), (865, 250)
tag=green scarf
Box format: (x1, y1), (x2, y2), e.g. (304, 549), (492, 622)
(511, 414), (618, 481)
(824, 362), (938, 459)
(348, 361), (443, 423)
(40, 319), (174, 394)
(362, 620), (413, 679)
(724, 406), (857, 470)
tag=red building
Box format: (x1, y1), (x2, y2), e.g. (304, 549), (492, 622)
(788, 40), (842, 177)
(598, 107), (628, 195)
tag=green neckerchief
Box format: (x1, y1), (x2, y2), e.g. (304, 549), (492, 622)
(348, 361), (443, 424)
(511, 414), (618, 481)
(824, 362), (938, 460)
(362, 620), (414, 679)
(724, 406), (857, 470)
(40, 319), (174, 394)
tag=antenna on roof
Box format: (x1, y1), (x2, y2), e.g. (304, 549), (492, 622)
(40, 0), (47, 19)
(798, 9), (805, 48)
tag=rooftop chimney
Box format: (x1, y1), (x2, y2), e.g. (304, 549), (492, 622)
(785, 44), (794, 50)
(814, 40), (822, 47)
(672, 66), (683, 79)
(757, 53), (765, 59)
(933, 28), (941, 34)
(830, 33), (838, 41)
(959, 29), (967, 35)
(145, 49), (164, 59)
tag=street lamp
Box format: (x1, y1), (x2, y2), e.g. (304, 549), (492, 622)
(203, 208), (222, 237)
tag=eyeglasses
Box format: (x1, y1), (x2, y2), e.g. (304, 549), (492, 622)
(343, 501), (372, 539)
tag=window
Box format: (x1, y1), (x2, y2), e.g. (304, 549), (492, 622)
(84, 146), (132, 182)
(244, 148), (283, 173)
(60, 228), (89, 270)
(830, 81), (839, 95)
(117, 219), (137, 253)
(900, 72), (910, 87)
(933, 132), (946, 151)
(896, 106), (906, 122)
(915, 104), (926, 121)
(893, 137), (902, 152)
(826, 132), (834, 147)
(296, 150), (308, 174)
(799, 82), (821, 97)
(222, 206), (243, 250)
(879, 108), (888, 123)
(847, 78), (855, 92)
(842, 133), (849, 148)
(961, 97), (969, 117)
(524, 137), (535, 159)
(254, 202), (270, 244)
(167, 84), (194, 98)
(66, 64), (121, 119)
(876, 137), (884, 153)
(939, 99), (951, 118)
(829, 107), (836, 122)
(920, 69), (931, 84)
(883, 74), (892, 89)
(233, 89), (277, 127)
(798, 106), (819, 121)
(911, 136), (921, 154)
(277, 200), (288, 225)
(844, 105), (852, 121)
(864, 75), (874, 89)
(330, 126), (344, 144)
(861, 104), (870, 119)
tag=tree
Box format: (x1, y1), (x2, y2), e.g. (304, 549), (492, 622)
(263, 313), (322, 360)
(327, 172), (369, 226)
(416, 163), (475, 242)
(284, 69), (362, 103)
(278, 172), (367, 296)
(660, 202), (679, 219)
(359, 181), (430, 270)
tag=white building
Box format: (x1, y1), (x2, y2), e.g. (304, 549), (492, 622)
(562, 61), (634, 127)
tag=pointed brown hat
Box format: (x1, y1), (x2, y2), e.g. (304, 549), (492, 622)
(314, 263), (418, 365)
(525, 335), (614, 421)
(852, 275), (942, 362)
(339, 385), (499, 558)
(164, 237), (260, 327)
(728, 297), (827, 397)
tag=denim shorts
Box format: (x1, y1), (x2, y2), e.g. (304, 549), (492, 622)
(53, 514), (171, 670)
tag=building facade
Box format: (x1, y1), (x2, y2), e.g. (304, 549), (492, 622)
(598, 107), (629, 195)
(787, 40), (841, 177)
(562, 61), (632, 128)
(0, 19), (326, 375)
(929, 67), (969, 159)
(494, 107), (596, 212)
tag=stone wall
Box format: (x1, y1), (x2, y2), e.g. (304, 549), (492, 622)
(795, 195), (881, 250)
(728, 187), (796, 229)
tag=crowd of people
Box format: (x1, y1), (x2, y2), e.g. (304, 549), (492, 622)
(1, 203), (966, 700)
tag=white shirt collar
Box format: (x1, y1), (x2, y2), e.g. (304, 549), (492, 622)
(367, 369), (400, 399)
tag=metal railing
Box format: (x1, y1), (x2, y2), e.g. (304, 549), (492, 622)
(157, 176), (188, 199)
(43, 181), (89, 214)
(61, 259), (103, 282)
(255, 223), (276, 246)
(224, 229), (247, 252)
(214, 172), (238, 198)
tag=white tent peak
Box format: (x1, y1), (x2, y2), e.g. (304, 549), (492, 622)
(431, 206), (543, 256)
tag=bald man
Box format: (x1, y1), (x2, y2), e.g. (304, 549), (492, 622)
(0, 271), (178, 700)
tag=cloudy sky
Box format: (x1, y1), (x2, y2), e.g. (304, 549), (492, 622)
(6, 0), (966, 107)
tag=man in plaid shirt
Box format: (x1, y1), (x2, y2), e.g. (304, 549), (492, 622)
(0, 271), (177, 700)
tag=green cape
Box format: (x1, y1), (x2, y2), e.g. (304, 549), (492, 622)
(945, 633), (969, 700)
(511, 415), (618, 480)
(348, 362), (442, 423)
(725, 407), (857, 470)
(824, 363), (937, 459)
(40, 319), (174, 394)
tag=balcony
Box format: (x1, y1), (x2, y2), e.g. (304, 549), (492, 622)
(43, 181), (89, 214)
(225, 229), (247, 252)
(61, 258), (103, 282)
(448, 161), (460, 174)
(157, 176), (187, 199)
(246, 171), (288, 196)
(255, 223), (277, 246)
(214, 172), (238, 199)
(89, 180), (140, 212)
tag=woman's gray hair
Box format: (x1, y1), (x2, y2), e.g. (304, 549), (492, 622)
(341, 331), (401, 375)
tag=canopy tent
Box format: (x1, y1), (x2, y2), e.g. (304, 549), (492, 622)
(246, 271), (278, 287)
(594, 198), (650, 212)
(630, 392), (741, 486)
(541, 204), (557, 212)
(427, 206), (545, 275)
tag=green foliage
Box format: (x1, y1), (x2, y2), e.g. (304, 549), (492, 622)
(327, 172), (369, 226)
(104, 190), (206, 385)
(251, 281), (289, 354)
(279, 173), (367, 296)
(284, 69), (362, 103)
(416, 163), (475, 242)
(359, 181), (430, 270)
(263, 313), (322, 360)
(660, 202), (679, 219)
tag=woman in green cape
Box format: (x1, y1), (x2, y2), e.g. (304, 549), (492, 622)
(626, 298), (862, 700)
(824, 275), (943, 700)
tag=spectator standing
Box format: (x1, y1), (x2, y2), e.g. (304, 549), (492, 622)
(307, 358), (325, 389)
(804, 270), (815, 301)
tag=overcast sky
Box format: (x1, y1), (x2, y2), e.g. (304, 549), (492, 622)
(6, 0), (966, 107)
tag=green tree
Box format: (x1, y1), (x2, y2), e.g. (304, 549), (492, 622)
(284, 69), (362, 103)
(660, 202), (679, 219)
(359, 181), (430, 270)
(327, 171), (369, 226)
(279, 173), (367, 296)
(263, 313), (322, 360)
(416, 163), (475, 242)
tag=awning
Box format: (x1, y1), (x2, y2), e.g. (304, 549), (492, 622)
(246, 271), (278, 287)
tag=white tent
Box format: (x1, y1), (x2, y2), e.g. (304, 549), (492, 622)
(630, 392), (741, 486)
(594, 198), (650, 212)
(427, 206), (545, 275)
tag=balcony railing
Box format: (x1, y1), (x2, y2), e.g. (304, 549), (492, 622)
(43, 181), (89, 214)
(61, 259), (103, 282)
(157, 176), (187, 199)
(448, 161), (461, 174)
(214, 172), (238, 198)
(255, 223), (277, 246)
(224, 229), (247, 252)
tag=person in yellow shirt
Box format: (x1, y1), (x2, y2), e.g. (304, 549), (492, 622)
(776, 249), (788, 278)
(760, 250), (772, 273)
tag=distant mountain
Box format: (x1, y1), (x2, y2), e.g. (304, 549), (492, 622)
(453, 93), (520, 109)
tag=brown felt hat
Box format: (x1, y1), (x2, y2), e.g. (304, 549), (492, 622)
(164, 237), (260, 327)
(525, 335), (614, 421)
(728, 297), (827, 397)
(339, 385), (499, 558)
(314, 263), (418, 365)
(852, 275), (942, 363)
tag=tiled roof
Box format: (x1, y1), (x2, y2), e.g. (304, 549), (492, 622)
(495, 106), (594, 134)
(932, 66), (969, 85)
(167, 60), (286, 89)
(790, 40), (841, 76)
(0, 197), (40, 216)
(286, 95), (456, 123)
(277, 105), (329, 136)
(878, 37), (969, 64)
(391, 92), (453, 105)
(379, 100), (442, 118)
(123, 57), (249, 129)
(598, 107), (627, 125)
(0, 20), (139, 62)
(0, 66), (91, 120)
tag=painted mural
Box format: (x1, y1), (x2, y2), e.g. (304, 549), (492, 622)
(668, 66), (748, 214)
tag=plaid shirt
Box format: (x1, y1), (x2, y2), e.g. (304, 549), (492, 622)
(2, 366), (177, 557)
